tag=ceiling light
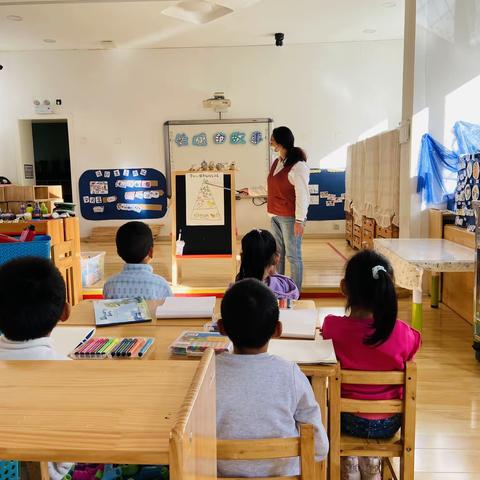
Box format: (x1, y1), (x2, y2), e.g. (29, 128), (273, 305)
(6, 15), (23, 21)
(162, 0), (233, 25)
(99, 40), (116, 49)
(43, 39), (56, 44)
(363, 29), (377, 34)
(382, 1), (397, 7)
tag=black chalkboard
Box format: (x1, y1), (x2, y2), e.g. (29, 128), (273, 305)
(174, 173), (233, 256)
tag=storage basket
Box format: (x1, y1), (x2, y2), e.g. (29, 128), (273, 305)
(0, 235), (51, 266)
(0, 461), (19, 480)
(81, 251), (106, 287)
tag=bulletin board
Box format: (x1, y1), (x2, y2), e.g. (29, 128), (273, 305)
(78, 168), (167, 221)
(454, 153), (480, 232)
(164, 118), (272, 197)
(307, 169), (346, 221)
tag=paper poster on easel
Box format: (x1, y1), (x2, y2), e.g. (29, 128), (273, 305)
(185, 172), (225, 226)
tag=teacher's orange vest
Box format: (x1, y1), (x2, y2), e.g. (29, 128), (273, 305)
(267, 158), (295, 217)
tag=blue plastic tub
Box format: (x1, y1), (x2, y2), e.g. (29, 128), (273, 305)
(0, 461), (19, 480)
(0, 235), (51, 266)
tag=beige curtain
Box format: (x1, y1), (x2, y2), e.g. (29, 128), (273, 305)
(364, 135), (380, 219)
(344, 144), (353, 212)
(344, 129), (400, 228)
(375, 129), (400, 228)
(351, 140), (366, 226)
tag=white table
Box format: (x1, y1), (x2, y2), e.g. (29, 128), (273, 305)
(374, 238), (475, 330)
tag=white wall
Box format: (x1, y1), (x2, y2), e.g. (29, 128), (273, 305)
(409, 0), (480, 234)
(0, 41), (403, 236)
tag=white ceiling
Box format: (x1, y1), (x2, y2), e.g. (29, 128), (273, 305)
(0, 0), (405, 51)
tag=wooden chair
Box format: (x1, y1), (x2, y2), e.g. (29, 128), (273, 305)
(217, 423), (316, 480)
(52, 240), (77, 306)
(329, 362), (417, 480)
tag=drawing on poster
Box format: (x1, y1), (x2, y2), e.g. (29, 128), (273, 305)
(186, 173), (225, 226)
(90, 181), (108, 195)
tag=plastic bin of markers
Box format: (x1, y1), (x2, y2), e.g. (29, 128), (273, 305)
(0, 235), (51, 266)
(0, 461), (20, 480)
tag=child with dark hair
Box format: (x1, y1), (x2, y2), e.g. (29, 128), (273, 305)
(322, 250), (421, 480)
(216, 278), (328, 477)
(103, 221), (172, 300)
(236, 229), (299, 300)
(0, 257), (73, 479)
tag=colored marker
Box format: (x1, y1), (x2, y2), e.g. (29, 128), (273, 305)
(74, 337), (96, 356)
(83, 338), (104, 357)
(128, 338), (146, 357)
(125, 338), (139, 357)
(121, 339), (137, 357)
(86, 338), (104, 358)
(112, 338), (129, 357)
(137, 338), (154, 357)
(93, 338), (109, 357)
(97, 338), (115, 356)
(104, 337), (121, 357)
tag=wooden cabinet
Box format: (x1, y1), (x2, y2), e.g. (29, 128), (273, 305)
(0, 218), (82, 305)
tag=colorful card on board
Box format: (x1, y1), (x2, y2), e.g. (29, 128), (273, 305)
(93, 297), (152, 327)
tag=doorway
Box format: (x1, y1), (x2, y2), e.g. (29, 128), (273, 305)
(31, 121), (72, 202)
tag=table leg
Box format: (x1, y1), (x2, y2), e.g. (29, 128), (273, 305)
(431, 272), (440, 308)
(412, 288), (423, 331)
(311, 376), (327, 480)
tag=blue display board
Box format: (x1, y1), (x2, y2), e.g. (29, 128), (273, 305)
(79, 168), (167, 221)
(307, 169), (345, 221)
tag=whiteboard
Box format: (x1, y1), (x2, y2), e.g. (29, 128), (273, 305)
(164, 118), (272, 196)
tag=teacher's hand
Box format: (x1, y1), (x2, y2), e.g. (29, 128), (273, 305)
(294, 222), (305, 237)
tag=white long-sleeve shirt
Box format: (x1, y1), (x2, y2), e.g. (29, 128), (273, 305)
(272, 159), (310, 222)
(216, 352), (329, 477)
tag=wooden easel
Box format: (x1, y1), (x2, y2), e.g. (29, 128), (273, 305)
(170, 171), (237, 286)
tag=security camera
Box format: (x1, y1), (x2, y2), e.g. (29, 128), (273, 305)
(0, 65), (3, 70)
(275, 33), (284, 46)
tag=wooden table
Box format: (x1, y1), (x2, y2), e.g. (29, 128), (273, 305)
(374, 238), (475, 330)
(62, 303), (335, 480)
(0, 352), (216, 480)
(66, 298), (318, 327)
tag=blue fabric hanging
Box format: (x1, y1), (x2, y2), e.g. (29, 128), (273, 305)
(417, 133), (458, 205)
(453, 121), (480, 155)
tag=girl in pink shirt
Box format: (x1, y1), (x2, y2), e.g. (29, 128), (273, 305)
(322, 250), (421, 480)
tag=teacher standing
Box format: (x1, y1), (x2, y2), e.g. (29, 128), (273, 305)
(267, 126), (310, 292)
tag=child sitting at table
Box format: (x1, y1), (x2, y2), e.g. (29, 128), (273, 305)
(322, 250), (421, 480)
(103, 221), (172, 300)
(235, 228), (299, 300)
(0, 257), (73, 479)
(216, 278), (328, 477)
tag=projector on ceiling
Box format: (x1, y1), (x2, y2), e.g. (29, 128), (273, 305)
(203, 92), (231, 113)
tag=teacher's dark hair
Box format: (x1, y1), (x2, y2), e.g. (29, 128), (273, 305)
(343, 250), (398, 346)
(272, 126), (307, 167)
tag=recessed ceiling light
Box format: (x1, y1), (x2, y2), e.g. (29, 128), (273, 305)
(6, 15), (23, 21)
(162, 0), (232, 25)
(43, 39), (56, 44)
(99, 40), (116, 49)
(382, 1), (396, 7)
(363, 28), (377, 34)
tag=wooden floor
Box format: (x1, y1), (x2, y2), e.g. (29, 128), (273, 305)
(81, 236), (480, 478)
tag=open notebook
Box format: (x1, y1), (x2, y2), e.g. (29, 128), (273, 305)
(156, 296), (216, 319)
(279, 309), (318, 339)
(50, 326), (96, 357)
(268, 338), (336, 365)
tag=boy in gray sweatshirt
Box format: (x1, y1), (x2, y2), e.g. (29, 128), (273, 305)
(216, 278), (329, 477)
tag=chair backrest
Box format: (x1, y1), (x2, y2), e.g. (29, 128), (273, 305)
(343, 362), (417, 457)
(217, 423), (316, 480)
(52, 240), (76, 305)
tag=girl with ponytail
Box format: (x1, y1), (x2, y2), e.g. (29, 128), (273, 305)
(322, 250), (421, 480)
(267, 126), (309, 293)
(236, 229), (299, 300)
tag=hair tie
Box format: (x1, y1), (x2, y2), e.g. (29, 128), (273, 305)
(372, 265), (386, 280)
(256, 229), (262, 233)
